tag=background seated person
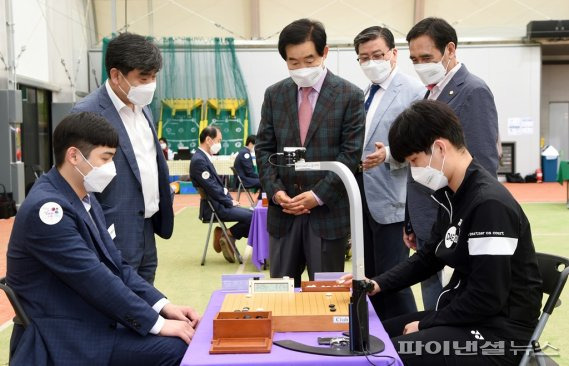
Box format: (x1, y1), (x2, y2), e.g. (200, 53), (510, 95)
(159, 137), (175, 161)
(6, 112), (200, 366)
(190, 126), (252, 263)
(340, 100), (542, 366)
(234, 134), (261, 190)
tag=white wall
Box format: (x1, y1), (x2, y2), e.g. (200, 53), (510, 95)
(541, 64), (569, 145)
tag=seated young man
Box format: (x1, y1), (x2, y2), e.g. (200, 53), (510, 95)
(190, 126), (252, 263)
(7, 112), (200, 366)
(341, 100), (542, 366)
(233, 134), (261, 190)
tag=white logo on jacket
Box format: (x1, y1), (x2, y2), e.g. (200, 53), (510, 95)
(445, 226), (459, 248)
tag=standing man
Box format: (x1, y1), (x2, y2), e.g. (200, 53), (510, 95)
(234, 135), (261, 190)
(405, 17), (500, 309)
(72, 33), (173, 284)
(353, 26), (424, 320)
(256, 18), (365, 287)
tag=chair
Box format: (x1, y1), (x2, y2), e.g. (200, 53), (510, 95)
(0, 276), (30, 361)
(196, 187), (243, 265)
(230, 166), (255, 207)
(519, 252), (569, 366)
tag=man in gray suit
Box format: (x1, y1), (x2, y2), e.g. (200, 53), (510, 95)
(72, 33), (174, 284)
(405, 17), (499, 309)
(353, 26), (424, 320)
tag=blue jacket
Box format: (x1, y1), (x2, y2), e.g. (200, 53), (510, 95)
(7, 168), (165, 365)
(190, 149), (234, 220)
(233, 147), (260, 188)
(71, 84), (174, 264)
(362, 71), (424, 225)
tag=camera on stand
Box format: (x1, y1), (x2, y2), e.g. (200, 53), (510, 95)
(283, 147), (306, 166)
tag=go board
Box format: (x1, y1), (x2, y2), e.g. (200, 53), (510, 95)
(220, 292), (350, 332)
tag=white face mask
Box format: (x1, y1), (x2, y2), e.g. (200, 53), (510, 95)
(160, 143), (167, 150)
(360, 58), (392, 84)
(210, 142), (222, 155)
(75, 150), (117, 193)
(289, 63), (325, 87)
(411, 143), (448, 191)
(120, 73), (156, 106)
(413, 48), (451, 86)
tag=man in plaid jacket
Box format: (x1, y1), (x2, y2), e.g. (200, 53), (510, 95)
(255, 18), (365, 287)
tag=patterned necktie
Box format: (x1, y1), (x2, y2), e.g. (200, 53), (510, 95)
(364, 84), (380, 113)
(298, 87), (313, 146)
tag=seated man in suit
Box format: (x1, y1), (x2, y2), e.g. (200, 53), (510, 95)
(6, 112), (200, 366)
(233, 135), (261, 190)
(190, 126), (252, 263)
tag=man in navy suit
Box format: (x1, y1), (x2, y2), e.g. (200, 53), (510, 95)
(233, 134), (261, 190)
(190, 126), (252, 263)
(404, 17), (500, 310)
(352, 26), (424, 320)
(7, 112), (199, 366)
(71, 32), (173, 284)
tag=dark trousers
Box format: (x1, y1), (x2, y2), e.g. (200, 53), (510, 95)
(218, 206), (252, 240)
(269, 215), (346, 287)
(356, 172), (417, 320)
(383, 311), (527, 366)
(136, 218), (158, 285)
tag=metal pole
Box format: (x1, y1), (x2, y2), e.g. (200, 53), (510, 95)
(5, 0), (16, 90)
(111, 0), (117, 34)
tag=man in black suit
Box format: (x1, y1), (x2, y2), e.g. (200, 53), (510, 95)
(234, 135), (261, 189)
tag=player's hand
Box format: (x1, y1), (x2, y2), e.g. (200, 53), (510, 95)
(232, 200), (240, 207)
(403, 321), (420, 335)
(403, 227), (417, 251)
(159, 319), (196, 344)
(337, 274), (380, 296)
(362, 142), (386, 170)
(161, 303), (201, 328)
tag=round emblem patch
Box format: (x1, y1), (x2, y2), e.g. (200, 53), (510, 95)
(444, 226), (458, 248)
(244, 153), (250, 159)
(39, 202), (63, 225)
(202, 171), (210, 180)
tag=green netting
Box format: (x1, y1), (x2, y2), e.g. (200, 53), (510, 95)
(101, 36), (250, 152)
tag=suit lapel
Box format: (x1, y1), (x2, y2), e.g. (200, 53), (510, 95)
(99, 86), (142, 186)
(437, 64), (468, 104)
(304, 72), (338, 147)
(364, 76), (402, 147)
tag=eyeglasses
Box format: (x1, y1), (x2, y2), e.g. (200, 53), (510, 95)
(357, 49), (391, 64)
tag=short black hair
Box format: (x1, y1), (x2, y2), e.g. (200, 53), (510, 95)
(199, 126), (219, 143)
(406, 17), (458, 55)
(245, 135), (256, 146)
(353, 26), (395, 54)
(105, 32), (162, 76)
(388, 100), (466, 162)
(278, 18), (327, 60)
(53, 112), (119, 168)
(159, 137), (168, 144)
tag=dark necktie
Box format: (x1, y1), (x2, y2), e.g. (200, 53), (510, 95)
(364, 84), (380, 113)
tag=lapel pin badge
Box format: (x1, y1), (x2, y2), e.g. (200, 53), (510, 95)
(449, 90), (454, 95)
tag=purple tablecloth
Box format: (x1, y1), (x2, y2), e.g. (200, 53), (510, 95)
(247, 202), (269, 270)
(181, 290), (403, 366)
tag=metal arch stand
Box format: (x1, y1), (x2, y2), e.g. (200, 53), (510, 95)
(274, 161), (383, 356)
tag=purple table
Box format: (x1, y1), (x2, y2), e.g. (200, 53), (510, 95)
(181, 290), (403, 366)
(247, 202), (269, 270)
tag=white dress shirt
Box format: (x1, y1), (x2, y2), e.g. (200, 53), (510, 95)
(105, 81), (160, 219)
(428, 62), (462, 100)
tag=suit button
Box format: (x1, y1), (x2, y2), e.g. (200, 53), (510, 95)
(138, 210), (144, 216)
